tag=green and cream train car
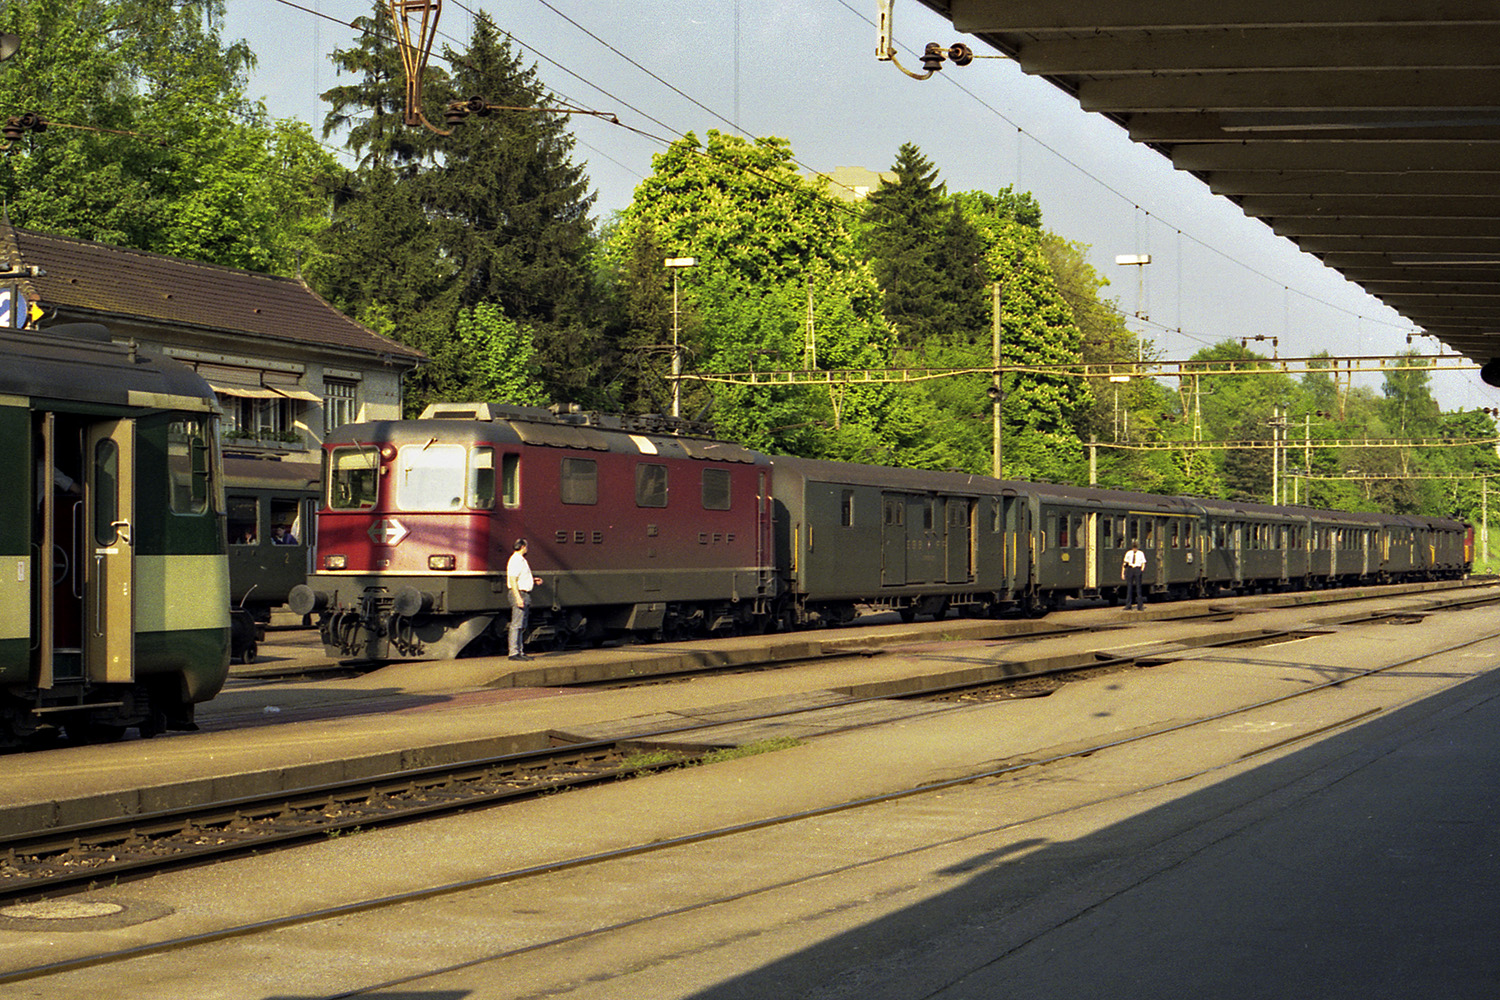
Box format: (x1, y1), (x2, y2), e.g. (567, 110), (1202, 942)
(0, 323), (230, 745)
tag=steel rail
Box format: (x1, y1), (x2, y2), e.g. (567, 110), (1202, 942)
(7, 609), (1498, 990)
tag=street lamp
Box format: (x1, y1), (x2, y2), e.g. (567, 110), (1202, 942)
(1114, 253), (1151, 361)
(665, 257), (697, 418)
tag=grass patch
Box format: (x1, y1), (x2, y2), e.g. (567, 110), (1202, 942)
(698, 736), (804, 765)
(621, 748), (687, 769)
(622, 736), (805, 773)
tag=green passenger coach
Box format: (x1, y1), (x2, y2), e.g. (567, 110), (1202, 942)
(0, 323), (230, 745)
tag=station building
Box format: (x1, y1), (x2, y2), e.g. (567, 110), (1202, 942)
(0, 221), (425, 461)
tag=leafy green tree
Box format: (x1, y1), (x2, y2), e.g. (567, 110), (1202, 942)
(0, 0), (333, 272)
(608, 130), (903, 459)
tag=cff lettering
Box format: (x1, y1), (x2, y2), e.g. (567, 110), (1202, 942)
(697, 533), (736, 545)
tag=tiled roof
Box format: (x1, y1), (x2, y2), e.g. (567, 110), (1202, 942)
(3, 226), (424, 363)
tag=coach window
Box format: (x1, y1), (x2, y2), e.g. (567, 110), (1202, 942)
(228, 496), (258, 544)
(923, 500), (935, 531)
(561, 458), (597, 505)
(636, 463), (668, 508)
(704, 468), (732, 511)
(840, 489), (855, 526)
(270, 498), (302, 543)
(93, 439), (119, 545)
(329, 446), (379, 509)
(1101, 517), (1114, 549)
(1143, 521), (1156, 548)
(1055, 515), (1068, 548)
(397, 443), (466, 510)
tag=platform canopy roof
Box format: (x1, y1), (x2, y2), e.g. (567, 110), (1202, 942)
(914, 1), (1500, 374)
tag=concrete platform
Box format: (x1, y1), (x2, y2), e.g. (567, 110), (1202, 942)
(0, 581), (1492, 837)
(2, 592), (1499, 997)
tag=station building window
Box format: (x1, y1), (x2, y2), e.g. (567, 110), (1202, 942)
(324, 379), (358, 433)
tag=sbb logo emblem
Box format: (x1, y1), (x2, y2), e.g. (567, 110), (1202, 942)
(369, 518), (409, 546)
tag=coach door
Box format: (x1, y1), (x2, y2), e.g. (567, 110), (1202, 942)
(1084, 512), (1100, 590)
(946, 498), (973, 584)
(881, 493), (908, 586)
(84, 420), (135, 685)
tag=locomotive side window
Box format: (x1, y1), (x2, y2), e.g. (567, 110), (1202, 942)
(168, 418), (212, 514)
(703, 468), (732, 511)
(469, 447), (495, 509)
(329, 446), (379, 509)
(502, 453), (520, 507)
(636, 463), (668, 508)
(397, 443), (467, 510)
(561, 458), (598, 505)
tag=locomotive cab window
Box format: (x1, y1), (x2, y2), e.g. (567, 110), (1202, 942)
(329, 446), (379, 509)
(468, 447), (495, 509)
(397, 443), (467, 510)
(636, 463), (668, 508)
(703, 468), (732, 511)
(561, 458), (597, 505)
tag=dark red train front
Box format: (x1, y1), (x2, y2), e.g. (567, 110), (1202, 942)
(290, 403), (778, 660)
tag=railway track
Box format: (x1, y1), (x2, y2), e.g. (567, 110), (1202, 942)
(5, 600), (1498, 992)
(2, 585), (1496, 909)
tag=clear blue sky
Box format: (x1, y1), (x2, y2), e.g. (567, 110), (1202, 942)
(225, 0), (1496, 413)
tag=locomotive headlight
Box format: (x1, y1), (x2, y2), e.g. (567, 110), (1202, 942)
(324, 554), (347, 570)
(428, 554), (457, 570)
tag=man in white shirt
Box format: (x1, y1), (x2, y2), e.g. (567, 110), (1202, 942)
(1122, 540), (1147, 611)
(506, 538), (541, 660)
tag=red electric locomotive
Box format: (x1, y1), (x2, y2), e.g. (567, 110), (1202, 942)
(290, 403), (775, 660)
